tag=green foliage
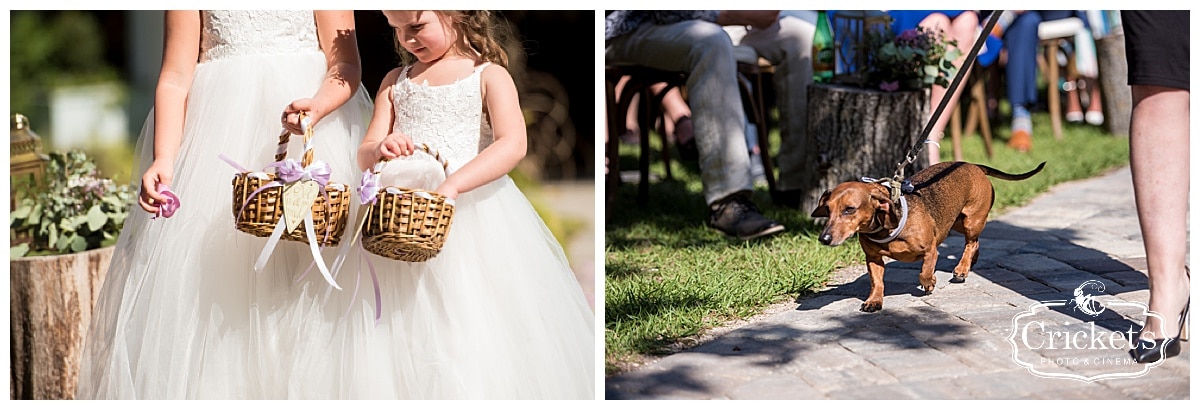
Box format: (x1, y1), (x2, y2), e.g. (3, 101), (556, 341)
(509, 167), (586, 257)
(862, 22), (961, 92)
(10, 150), (135, 257)
(10, 11), (120, 114)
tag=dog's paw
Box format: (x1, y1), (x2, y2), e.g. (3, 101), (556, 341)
(921, 285), (935, 295)
(950, 274), (967, 284)
(860, 301), (883, 312)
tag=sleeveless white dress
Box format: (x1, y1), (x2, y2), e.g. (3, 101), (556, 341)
(77, 11), (382, 399)
(354, 63), (596, 399)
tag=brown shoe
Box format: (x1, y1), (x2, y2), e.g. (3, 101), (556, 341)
(1008, 129), (1032, 152)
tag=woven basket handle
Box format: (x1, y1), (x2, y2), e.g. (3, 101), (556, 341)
(372, 143), (450, 175)
(275, 112), (316, 167)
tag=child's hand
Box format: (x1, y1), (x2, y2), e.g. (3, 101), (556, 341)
(378, 132), (415, 159)
(281, 98), (323, 135)
(139, 160), (174, 214)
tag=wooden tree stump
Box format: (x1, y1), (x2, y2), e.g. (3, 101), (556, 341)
(10, 246), (113, 400)
(797, 83), (930, 213)
(1096, 33), (1131, 137)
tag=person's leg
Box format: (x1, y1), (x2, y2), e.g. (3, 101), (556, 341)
(739, 14), (815, 191)
(1071, 22), (1106, 125)
(656, 85), (692, 151)
(919, 12), (978, 164)
(1129, 85), (1190, 341)
(608, 20), (782, 239)
(1084, 79), (1104, 125)
(1064, 74), (1085, 122)
(1003, 11), (1042, 151)
(606, 20), (753, 206)
(614, 75), (642, 142)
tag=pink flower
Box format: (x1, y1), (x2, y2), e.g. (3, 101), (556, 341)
(154, 184), (180, 219)
(880, 81), (900, 92)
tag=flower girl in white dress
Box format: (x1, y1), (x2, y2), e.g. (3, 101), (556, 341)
(77, 11), (391, 399)
(353, 10), (594, 399)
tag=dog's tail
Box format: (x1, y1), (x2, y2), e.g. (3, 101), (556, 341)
(978, 162), (1045, 181)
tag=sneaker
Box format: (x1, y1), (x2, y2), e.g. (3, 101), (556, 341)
(1065, 111), (1084, 124)
(1008, 107), (1033, 152)
(709, 193), (785, 240)
(1085, 111), (1104, 126)
(1008, 129), (1032, 152)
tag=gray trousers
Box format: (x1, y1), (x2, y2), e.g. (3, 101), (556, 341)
(607, 15), (816, 205)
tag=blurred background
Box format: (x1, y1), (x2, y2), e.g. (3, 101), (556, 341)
(8, 10), (597, 305)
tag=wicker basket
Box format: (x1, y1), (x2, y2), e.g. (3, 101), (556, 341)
(360, 145), (455, 262)
(232, 115), (350, 246)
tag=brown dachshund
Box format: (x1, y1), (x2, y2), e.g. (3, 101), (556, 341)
(812, 161), (1045, 312)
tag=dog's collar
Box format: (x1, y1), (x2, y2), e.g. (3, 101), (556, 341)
(866, 196), (908, 244)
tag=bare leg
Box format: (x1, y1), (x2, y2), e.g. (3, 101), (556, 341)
(1130, 85), (1190, 340)
(656, 85), (692, 145)
(1065, 75), (1084, 120)
(921, 12), (979, 165)
(1085, 78), (1104, 125)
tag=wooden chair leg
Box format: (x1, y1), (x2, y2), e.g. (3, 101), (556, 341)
(752, 73), (776, 195)
(605, 76), (621, 222)
(637, 90), (652, 205)
(951, 105), (963, 162)
(962, 74), (994, 158)
(1046, 40), (1063, 140)
(651, 85), (675, 181)
(975, 79), (995, 158)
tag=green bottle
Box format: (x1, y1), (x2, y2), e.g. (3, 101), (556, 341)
(812, 10), (834, 83)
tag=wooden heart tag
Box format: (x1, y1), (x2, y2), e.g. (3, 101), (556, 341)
(281, 180), (320, 233)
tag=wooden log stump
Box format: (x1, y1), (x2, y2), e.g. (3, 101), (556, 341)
(10, 246), (113, 400)
(797, 83), (930, 213)
(1096, 33), (1131, 137)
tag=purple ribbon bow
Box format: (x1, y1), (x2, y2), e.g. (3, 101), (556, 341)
(153, 184), (180, 219)
(358, 171), (381, 205)
(272, 159), (332, 187)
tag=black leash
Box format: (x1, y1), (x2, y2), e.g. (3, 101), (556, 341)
(881, 10), (1004, 200)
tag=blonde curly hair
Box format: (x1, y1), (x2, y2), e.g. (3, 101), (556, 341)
(393, 10), (518, 68)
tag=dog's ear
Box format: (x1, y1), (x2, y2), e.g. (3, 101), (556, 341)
(811, 190), (831, 218)
(871, 191), (891, 213)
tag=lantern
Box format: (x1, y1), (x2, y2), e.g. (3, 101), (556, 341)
(11, 113), (50, 209)
(832, 10), (890, 87)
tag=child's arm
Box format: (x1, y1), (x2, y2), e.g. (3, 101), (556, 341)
(282, 10), (363, 135)
(357, 68), (414, 171)
(434, 65), (528, 200)
(140, 10), (200, 214)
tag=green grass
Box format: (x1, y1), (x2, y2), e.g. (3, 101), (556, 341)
(510, 168), (585, 259)
(604, 111), (1129, 376)
(954, 114), (1130, 215)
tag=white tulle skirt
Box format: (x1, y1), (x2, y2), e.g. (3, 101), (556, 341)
(77, 51), (595, 399)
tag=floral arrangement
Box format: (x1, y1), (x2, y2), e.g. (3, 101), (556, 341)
(861, 24), (961, 92)
(10, 150), (135, 257)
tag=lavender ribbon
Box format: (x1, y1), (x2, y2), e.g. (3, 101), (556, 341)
(358, 170), (381, 205)
(272, 158), (332, 187)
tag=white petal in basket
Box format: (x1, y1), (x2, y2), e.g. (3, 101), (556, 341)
(281, 180), (320, 233)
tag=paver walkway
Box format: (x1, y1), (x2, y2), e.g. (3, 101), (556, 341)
(607, 165), (1191, 399)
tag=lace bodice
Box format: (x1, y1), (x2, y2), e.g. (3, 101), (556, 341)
(200, 10), (321, 63)
(392, 64), (495, 171)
